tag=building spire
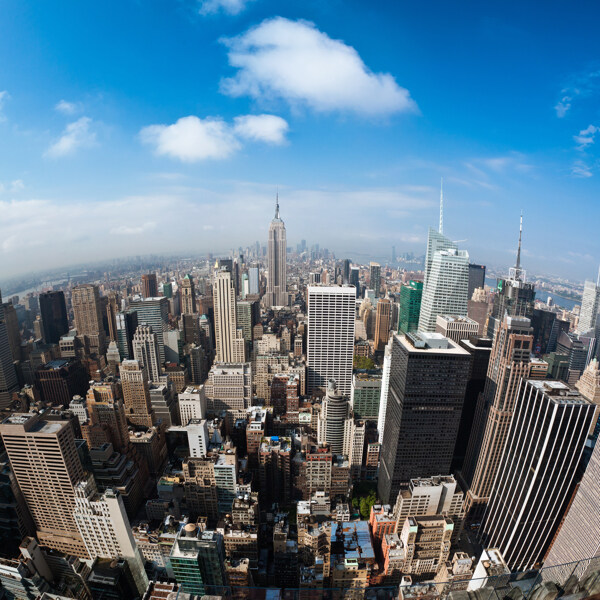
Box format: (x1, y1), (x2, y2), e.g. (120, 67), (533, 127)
(597, 264), (600, 288)
(439, 177), (444, 234)
(515, 210), (523, 270)
(275, 189), (280, 220)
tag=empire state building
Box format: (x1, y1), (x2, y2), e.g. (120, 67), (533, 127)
(266, 196), (287, 307)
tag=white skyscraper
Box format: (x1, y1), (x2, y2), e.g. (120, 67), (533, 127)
(213, 269), (245, 363)
(307, 285), (355, 396)
(132, 324), (162, 383)
(0, 291), (19, 408)
(418, 248), (470, 332)
(266, 196), (287, 307)
(74, 478), (148, 595)
(377, 337), (393, 444)
(577, 273), (600, 334)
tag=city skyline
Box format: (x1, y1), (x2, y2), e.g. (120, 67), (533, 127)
(0, 1), (599, 280)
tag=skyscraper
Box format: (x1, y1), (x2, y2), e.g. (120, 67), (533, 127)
(0, 413), (88, 557)
(378, 332), (470, 505)
(0, 292), (19, 409)
(307, 285), (356, 396)
(213, 270), (245, 363)
(72, 284), (107, 355)
(132, 325), (162, 383)
(181, 274), (197, 315)
(461, 316), (534, 522)
(480, 379), (594, 571)
(317, 379), (351, 454)
(350, 267), (360, 298)
(39, 291), (68, 344)
(342, 259), (351, 284)
(129, 297), (169, 363)
(374, 298), (392, 351)
(120, 359), (155, 428)
(468, 264), (486, 299)
(398, 280), (423, 335)
(141, 273), (158, 298)
(73, 479), (149, 595)
(487, 215), (535, 338)
(248, 265), (260, 296)
(576, 272), (600, 334)
(370, 263), (381, 298)
(266, 196), (287, 307)
(418, 247), (470, 333)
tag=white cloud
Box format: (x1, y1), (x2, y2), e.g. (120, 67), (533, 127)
(45, 116), (96, 158)
(140, 116), (241, 162)
(555, 96), (571, 118)
(572, 160), (593, 178)
(55, 99), (82, 115)
(199, 0), (253, 15)
(233, 114), (288, 144)
(140, 113), (288, 162)
(0, 179), (25, 194)
(220, 17), (417, 116)
(574, 124), (599, 150)
(0, 91), (9, 121)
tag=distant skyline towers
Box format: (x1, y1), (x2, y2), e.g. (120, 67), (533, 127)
(141, 273), (158, 298)
(378, 332), (470, 505)
(370, 262), (381, 298)
(577, 271), (600, 334)
(39, 291), (68, 344)
(213, 269), (245, 363)
(0, 290), (19, 408)
(307, 285), (355, 396)
(248, 264), (259, 295)
(180, 274), (197, 315)
(480, 379), (594, 571)
(72, 284), (107, 355)
(266, 195), (287, 307)
(342, 259), (351, 284)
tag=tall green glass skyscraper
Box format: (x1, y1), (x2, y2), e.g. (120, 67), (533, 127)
(398, 281), (423, 335)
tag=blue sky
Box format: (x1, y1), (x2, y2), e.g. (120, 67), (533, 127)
(0, 0), (599, 281)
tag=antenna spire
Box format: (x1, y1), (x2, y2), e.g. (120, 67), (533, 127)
(597, 264), (600, 288)
(275, 189), (280, 219)
(516, 211), (523, 270)
(439, 177), (444, 234)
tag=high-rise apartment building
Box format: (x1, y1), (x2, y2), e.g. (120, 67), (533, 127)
(266, 197), (288, 307)
(141, 273), (158, 299)
(317, 379), (351, 454)
(0, 413), (88, 557)
(461, 316), (533, 521)
(418, 247), (470, 333)
(132, 325), (162, 383)
(370, 263), (381, 298)
(374, 298), (392, 352)
(213, 270), (245, 363)
(481, 379), (595, 571)
(72, 284), (107, 355)
(577, 275), (600, 334)
(378, 332), (470, 505)
(73, 479), (148, 595)
(0, 292), (19, 409)
(129, 297), (169, 363)
(307, 286), (355, 396)
(35, 358), (88, 407)
(180, 274), (197, 315)
(39, 291), (68, 344)
(120, 359), (155, 428)
(204, 363), (252, 414)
